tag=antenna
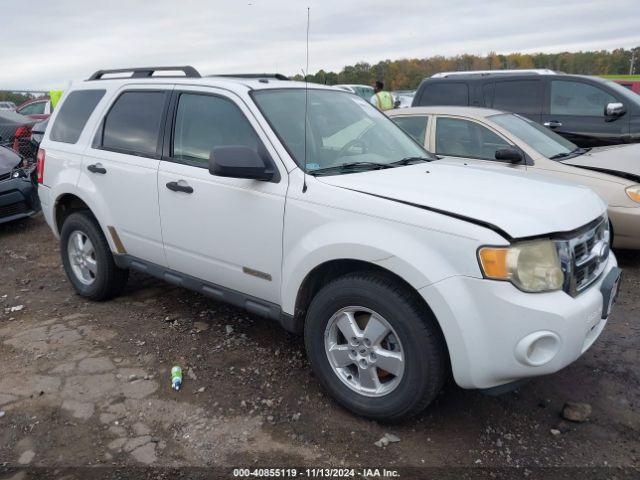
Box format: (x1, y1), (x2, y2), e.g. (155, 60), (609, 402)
(302, 6), (310, 193)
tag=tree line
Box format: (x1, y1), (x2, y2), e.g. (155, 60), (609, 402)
(0, 91), (34, 105)
(293, 47), (639, 90)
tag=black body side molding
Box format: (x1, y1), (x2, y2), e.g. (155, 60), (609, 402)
(113, 254), (302, 334)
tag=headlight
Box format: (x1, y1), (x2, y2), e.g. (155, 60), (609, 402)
(478, 239), (564, 292)
(626, 185), (640, 203)
(10, 168), (28, 179)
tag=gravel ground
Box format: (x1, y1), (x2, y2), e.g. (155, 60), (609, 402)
(0, 215), (638, 479)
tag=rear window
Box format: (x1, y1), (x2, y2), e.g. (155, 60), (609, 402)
(50, 90), (105, 144)
(492, 80), (542, 115)
(418, 82), (468, 106)
(101, 91), (167, 156)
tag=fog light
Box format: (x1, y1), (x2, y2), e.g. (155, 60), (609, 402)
(514, 331), (561, 366)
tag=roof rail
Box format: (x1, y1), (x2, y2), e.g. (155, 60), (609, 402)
(87, 66), (201, 81)
(431, 69), (557, 78)
(209, 73), (290, 81)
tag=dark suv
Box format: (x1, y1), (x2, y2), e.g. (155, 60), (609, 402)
(412, 71), (640, 147)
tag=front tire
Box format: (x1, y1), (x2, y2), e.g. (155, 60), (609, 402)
(60, 212), (128, 300)
(304, 272), (447, 421)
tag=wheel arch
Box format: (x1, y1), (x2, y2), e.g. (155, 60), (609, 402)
(54, 193), (93, 234)
(289, 258), (451, 368)
(53, 191), (118, 253)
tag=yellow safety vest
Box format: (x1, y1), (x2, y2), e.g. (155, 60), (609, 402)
(374, 91), (394, 111)
(49, 90), (64, 110)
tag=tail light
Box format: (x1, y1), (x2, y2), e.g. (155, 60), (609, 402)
(12, 125), (32, 153)
(36, 149), (45, 184)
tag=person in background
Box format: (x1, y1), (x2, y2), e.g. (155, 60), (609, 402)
(49, 90), (64, 110)
(369, 80), (394, 111)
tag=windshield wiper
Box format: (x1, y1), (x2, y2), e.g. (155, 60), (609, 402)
(309, 162), (398, 176)
(391, 156), (432, 166)
(549, 147), (588, 160)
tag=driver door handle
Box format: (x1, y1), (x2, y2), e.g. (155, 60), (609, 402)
(87, 163), (107, 174)
(543, 121), (562, 128)
(166, 181), (194, 194)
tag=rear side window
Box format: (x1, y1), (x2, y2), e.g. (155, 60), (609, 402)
(102, 91), (167, 156)
(172, 93), (261, 166)
(550, 80), (617, 116)
(419, 82), (468, 106)
(50, 90), (105, 144)
(492, 80), (542, 115)
(391, 115), (428, 145)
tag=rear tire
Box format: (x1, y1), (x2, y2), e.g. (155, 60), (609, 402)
(60, 211), (128, 300)
(304, 271), (447, 421)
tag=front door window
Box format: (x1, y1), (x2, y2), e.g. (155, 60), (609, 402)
(435, 117), (511, 160)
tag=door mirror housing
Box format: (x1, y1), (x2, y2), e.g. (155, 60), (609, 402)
(495, 148), (523, 164)
(605, 102), (626, 118)
(209, 146), (275, 181)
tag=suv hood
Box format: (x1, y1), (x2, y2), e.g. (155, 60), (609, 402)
(562, 143), (640, 181)
(317, 161), (606, 239)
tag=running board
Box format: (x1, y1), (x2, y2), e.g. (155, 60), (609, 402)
(113, 254), (301, 333)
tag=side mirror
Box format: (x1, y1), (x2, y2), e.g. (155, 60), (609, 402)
(495, 148), (523, 164)
(605, 102), (625, 119)
(209, 146), (274, 181)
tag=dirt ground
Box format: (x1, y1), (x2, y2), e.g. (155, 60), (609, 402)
(0, 214), (638, 479)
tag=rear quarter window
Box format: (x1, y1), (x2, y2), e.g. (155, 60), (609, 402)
(418, 82), (469, 106)
(50, 90), (105, 144)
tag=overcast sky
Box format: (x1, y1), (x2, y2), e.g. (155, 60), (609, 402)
(1, 0), (639, 90)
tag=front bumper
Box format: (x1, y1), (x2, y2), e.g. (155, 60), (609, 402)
(0, 174), (40, 224)
(608, 205), (640, 249)
(419, 253), (618, 390)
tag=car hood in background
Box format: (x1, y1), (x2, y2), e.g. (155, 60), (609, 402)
(0, 146), (22, 175)
(0, 110), (36, 127)
(317, 160), (606, 239)
(562, 144), (640, 181)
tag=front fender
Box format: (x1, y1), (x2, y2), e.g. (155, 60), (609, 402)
(280, 218), (483, 315)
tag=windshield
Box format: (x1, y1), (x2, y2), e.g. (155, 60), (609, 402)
(490, 113), (578, 159)
(600, 78), (640, 105)
(252, 89), (433, 174)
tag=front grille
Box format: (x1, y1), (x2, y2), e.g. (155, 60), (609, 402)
(0, 201), (28, 219)
(560, 217), (610, 296)
(0, 172), (10, 182)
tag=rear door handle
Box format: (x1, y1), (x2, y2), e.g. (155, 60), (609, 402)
(166, 181), (194, 194)
(87, 163), (107, 174)
(543, 121), (562, 128)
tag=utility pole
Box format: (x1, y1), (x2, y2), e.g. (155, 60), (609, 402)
(631, 48), (637, 76)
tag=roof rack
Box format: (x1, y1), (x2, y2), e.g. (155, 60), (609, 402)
(431, 69), (557, 78)
(88, 66), (201, 81)
(209, 73), (290, 81)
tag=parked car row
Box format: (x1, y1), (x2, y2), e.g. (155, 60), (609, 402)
(0, 97), (51, 225)
(34, 66), (622, 422)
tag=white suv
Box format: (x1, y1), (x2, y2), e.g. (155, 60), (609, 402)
(38, 66), (621, 420)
